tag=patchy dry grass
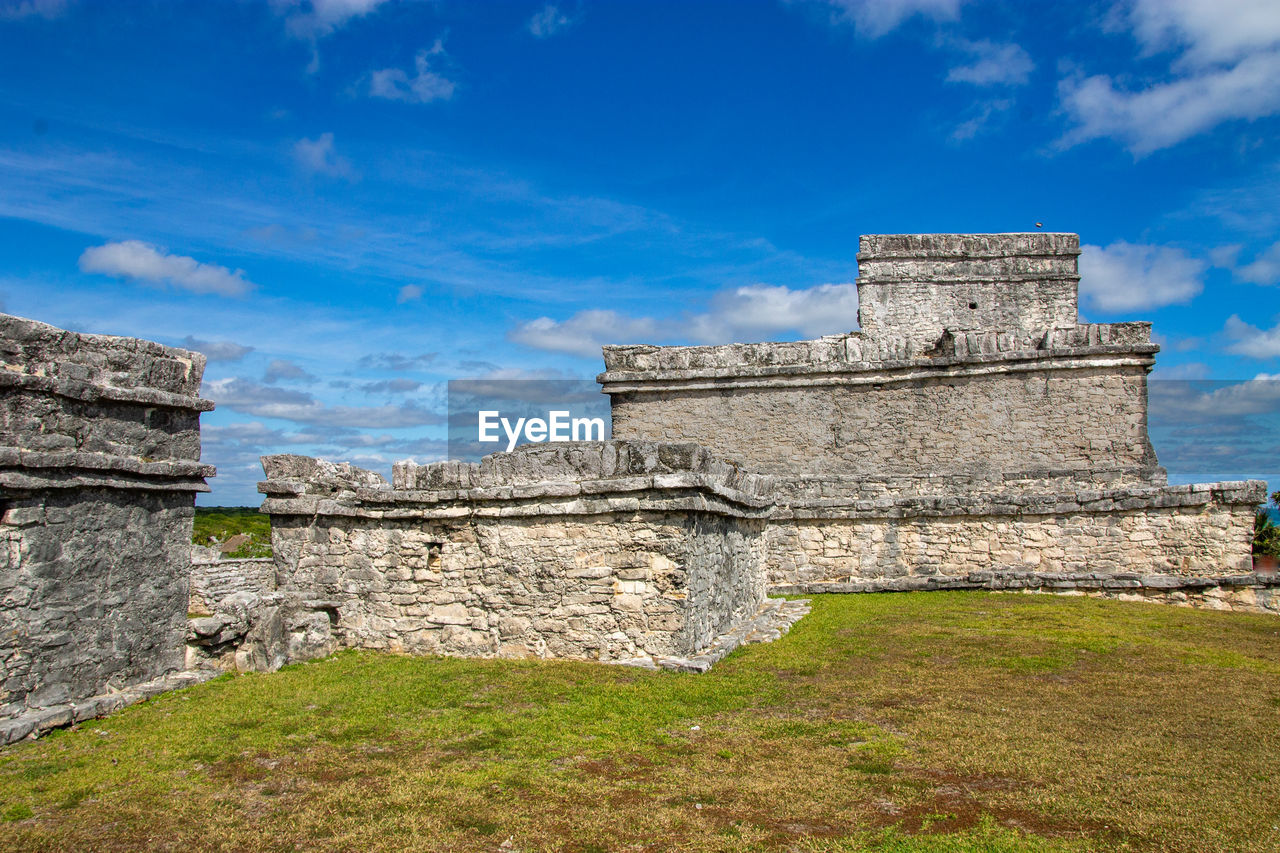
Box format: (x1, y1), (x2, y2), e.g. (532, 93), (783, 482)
(1, 592), (1278, 852)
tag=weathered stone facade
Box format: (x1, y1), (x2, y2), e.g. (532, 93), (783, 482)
(599, 234), (1265, 591)
(0, 314), (214, 739)
(256, 442), (799, 671)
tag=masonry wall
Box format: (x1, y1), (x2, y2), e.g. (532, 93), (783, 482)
(855, 233), (1082, 347)
(270, 510), (766, 662)
(0, 313), (213, 724)
(188, 557), (276, 615)
(766, 485), (1259, 587)
(260, 442), (776, 667)
(610, 365), (1160, 483)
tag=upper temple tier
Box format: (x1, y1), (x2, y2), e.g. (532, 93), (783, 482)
(597, 233), (1165, 489)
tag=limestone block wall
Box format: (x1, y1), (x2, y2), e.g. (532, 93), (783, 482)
(855, 233), (1081, 349)
(188, 557), (277, 615)
(767, 482), (1263, 587)
(0, 313), (213, 723)
(605, 353), (1160, 483)
(259, 441), (775, 666)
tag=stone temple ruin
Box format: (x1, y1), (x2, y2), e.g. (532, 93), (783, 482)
(3, 232), (1277, 744)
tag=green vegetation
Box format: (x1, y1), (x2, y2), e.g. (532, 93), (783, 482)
(2, 592), (1278, 851)
(1253, 490), (1280, 558)
(192, 506), (272, 558)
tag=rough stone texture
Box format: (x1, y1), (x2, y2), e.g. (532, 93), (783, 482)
(608, 366), (1161, 483)
(258, 441), (778, 667)
(766, 483), (1259, 587)
(188, 557), (277, 615)
(598, 234), (1261, 599)
(772, 572), (1280, 615)
(0, 313), (213, 730)
(855, 233), (1082, 347)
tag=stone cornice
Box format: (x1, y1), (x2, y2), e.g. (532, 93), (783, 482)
(0, 369), (215, 412)
(599, 345), (1157, 394)
(779, 480), (1266, 521)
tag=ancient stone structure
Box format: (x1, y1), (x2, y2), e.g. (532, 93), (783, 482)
(0, 314), (217, 743)
(599, 234), (1268, 596)
(251, 442), (806, 672)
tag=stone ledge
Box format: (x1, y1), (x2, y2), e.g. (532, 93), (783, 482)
(0, 669), (222, 747)
(770, 571), (1280, 597)
(0, 447), (212, 477)
(856, 233), (1081, 260)
(599, 341), (1155, 393)
(260, 442), (778, 519)
(0, 366), (214, 412)
(0, 467), (212, 493)
(261, 487), (774, 521)
(779, 480), (1266, 520)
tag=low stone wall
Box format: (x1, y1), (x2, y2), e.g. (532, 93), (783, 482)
(0, 313), (213, 726)
(766, 482), (1262, 587)
(188, 557), (277, 615)
(772, 571), (1280, 615)
(256, 441), (780, 669)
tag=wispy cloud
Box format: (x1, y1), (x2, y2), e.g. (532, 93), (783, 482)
(278, 0), (390, 40)
(263, 358), (316, 384)
(292, 132), (355, 179)
(1233, 240), (1280, 285)
(1078, 241), (1206, 312)
(795, 0), (963, 38)
(528, 4), (573, 38)
(181, 336), (254, 362)
(368, 40), (456, 104)
(396, 284), (423, 303)
(1224, 315), (1280, 358)
(206, 377), (444, 428)
(509, 310), (660, 358)
(79, 241), (255, 297)
(945, 39), (1033, 86)
(508, 281), (859, 358)
(357, 351), (438, 371)
(1058, 0), (1280, 154)
(0, 0), (66, 19)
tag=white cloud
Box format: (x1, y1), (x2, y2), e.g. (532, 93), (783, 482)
(1058, 0), (1280, 154)
(278, 0), (390, 40)
(206, 377), (444, 428)
(508, 282), (860, 358)
(1234, 240), (1280, 285)
(1077, 241), (1206, 313)
(1058, 50), (1280, 154)
(79, 241), (255, 297)
(1126, 0), (1280, 68)
(508, 310), (660, 358)
(396, 284), (424, 303)
(685, 282), (859, 343)
(181, 336), (254, 362)
(369, 41), (456, 104)
(1224, 315), (1280, 358)
(800, 0), (963, 37)
(292, 132), (355, 179)
(946, 39), (1033, 86)
(528, 4), (573, 38)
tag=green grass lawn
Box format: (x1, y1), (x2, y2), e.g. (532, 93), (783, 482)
(2, 592), (1278, 852)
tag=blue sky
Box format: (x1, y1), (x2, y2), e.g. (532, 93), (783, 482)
(2, 0), (1279, 504)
